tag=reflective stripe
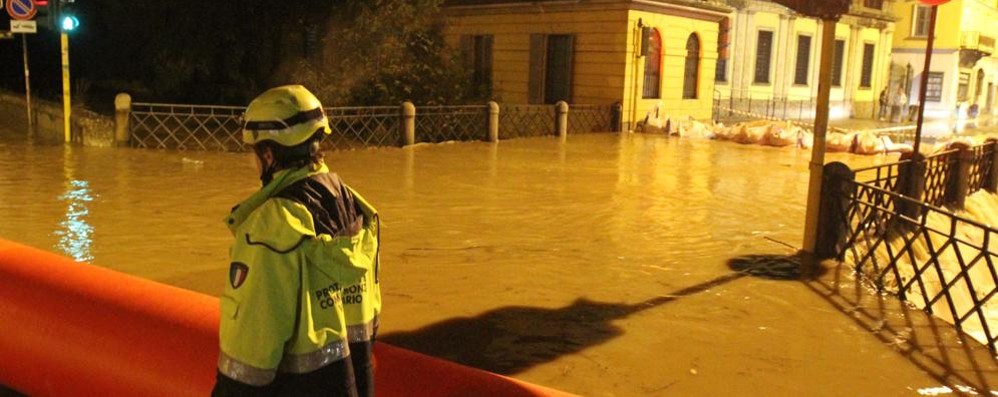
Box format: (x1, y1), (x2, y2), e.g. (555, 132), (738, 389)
(278, 340), (350, 374)
(218, 351), (277, 386)
(347, 318), (376, 342)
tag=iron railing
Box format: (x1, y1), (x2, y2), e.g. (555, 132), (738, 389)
(831, 179), (997, 352)
(414, 105), (488, 143)
(820, 141), (998, 352)
(129, 102), (618, 151)
(499, 105), (555, 139)
(567, 104), (614, 134)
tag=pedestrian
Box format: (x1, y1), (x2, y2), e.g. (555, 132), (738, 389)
(213, 85), (381, 397)
(889, 86), (907, 123)
(878, 87), (889, 121)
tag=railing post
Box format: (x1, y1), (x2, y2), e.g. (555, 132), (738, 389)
(988, 138), (998, 193)
(487, 101), (500, 142)
(896, 153), (927, 219)
(555, 101), (569, 139)
(114, 93), (132, 147)
(816, 162), (856, 259)
(400, 101), (415, 147)
(611, 102), (623, 133)
(946, 143), (973, 209)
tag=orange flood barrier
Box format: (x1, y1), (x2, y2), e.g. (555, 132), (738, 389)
(0, 239), (576, 397)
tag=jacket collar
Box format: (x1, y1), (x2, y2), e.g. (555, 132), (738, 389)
(224, 162), (329, 234)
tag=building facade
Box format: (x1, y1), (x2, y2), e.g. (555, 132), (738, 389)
(713, 0), (898, 121)
(442, 0), (732, 131)
(890, 0), (997, 119)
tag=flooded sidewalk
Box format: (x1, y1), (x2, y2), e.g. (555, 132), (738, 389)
(1, 133), (995, 396)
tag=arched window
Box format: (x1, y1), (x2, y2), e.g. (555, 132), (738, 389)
(642, 28), (662, 99)
(683, 33), (700, 99)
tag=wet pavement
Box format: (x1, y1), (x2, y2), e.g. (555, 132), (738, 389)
(1, 131), (996, 396)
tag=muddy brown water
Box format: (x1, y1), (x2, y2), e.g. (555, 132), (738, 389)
(2, 131), (996, 396)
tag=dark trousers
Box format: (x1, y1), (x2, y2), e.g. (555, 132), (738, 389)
(350, 341), (375, 397)
(212, 357), (358, 397)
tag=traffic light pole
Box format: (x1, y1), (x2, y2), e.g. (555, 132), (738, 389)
(61, 31), (70, 143)
(22, 33), (33, 136)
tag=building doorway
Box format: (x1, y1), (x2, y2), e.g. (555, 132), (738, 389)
(529, 34), (575, 104)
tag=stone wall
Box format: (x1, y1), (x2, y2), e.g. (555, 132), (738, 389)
(0, 91), (114, 147)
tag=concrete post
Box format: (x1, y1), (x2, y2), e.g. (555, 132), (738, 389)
(987, 138), (998, 193)
(896, 152), (927, 219)
(946, 143), (973, 209)
(487, 101), (500, 142)
(815, 162), (856, 259)
(400, 101), (415, 147)
(611, 102), (623, 132)
(114, 93), (132, 147)
(555, 101), (569, 139)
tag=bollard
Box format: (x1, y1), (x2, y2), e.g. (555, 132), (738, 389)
(815, 162), (856, 259)
(945, 143), (973, 209)
(400, 101), (416, 147)
(988, 138), (998, 193)
(114, 93), (132, 147)
(487, 101), (499, 142)
(555, 101), (568, 139)
(896, 152), (927, 219)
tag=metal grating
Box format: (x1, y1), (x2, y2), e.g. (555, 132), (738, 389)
(968, 144), (995, 195)
(325, 106), (400, 150)
(567, 104), (614, 134)
(499, 105), (555, 139)
(130, 103), (244, 151)
(414, 105), (489, 143)
(832, 179), (998, 353)
(922, 150), (958, 207)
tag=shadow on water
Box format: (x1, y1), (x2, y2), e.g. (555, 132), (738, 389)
(802, 257), (998, 394)
(381, 254), (810, 376)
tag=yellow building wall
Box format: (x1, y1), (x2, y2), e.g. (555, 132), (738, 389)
(623, 10), (720, 125)
(892, 1), (965, 50)
(443, 9), (630, 105)
(853, 27), (885, 103)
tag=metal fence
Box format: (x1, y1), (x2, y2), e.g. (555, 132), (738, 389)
(818, 141), (998, 352)
(129, 102), (618, 151)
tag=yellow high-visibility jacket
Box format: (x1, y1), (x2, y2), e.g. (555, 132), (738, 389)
(217, 163), (378, 386)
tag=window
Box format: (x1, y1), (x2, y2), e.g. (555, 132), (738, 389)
(958, 72), (970, 101)
(715, 18), (729, 82)
(684, 33), (700, 99)
(863, 0), (884, 10)
(461, 35), (494, 92)
(528, 34), (575, 104)
(860, 43), (875, 88)
(643, 28), (662, 98)
(913, 5), (932, 38)
(754, 30), (773, 84)
(794, 35), (811, 85)
(831, 39), (845, 87)
(926, 72), (944, 102)
(976, 69), (985, 101)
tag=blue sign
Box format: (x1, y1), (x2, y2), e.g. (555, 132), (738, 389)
(6, 0), (37, 21)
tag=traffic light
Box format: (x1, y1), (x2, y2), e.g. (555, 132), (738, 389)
(35, 0), (55, 30)
(59, 1), (79, 32)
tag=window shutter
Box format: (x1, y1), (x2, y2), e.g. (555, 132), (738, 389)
(529, 34), (547, 104)
(460, 35), (475, 70)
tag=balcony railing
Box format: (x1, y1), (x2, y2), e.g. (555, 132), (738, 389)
(961, 31), (996, 55)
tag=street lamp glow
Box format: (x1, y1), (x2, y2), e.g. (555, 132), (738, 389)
(61, 16), (79, 31)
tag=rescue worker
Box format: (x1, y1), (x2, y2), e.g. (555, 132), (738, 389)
(213, 85), (381, 396)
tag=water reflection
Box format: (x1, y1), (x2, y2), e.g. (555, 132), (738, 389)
(54, 179), (95, 262)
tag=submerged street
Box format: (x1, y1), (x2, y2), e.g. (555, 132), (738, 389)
(2, 131), (996, 396)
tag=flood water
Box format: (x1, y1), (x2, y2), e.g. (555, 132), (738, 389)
(2, 131), (997, 396)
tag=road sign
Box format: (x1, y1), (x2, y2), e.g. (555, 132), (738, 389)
(11, 20), (36, 33)
(6, 0), (37, 21)
(0, 31), (12, 40)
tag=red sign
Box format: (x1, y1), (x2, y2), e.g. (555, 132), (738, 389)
(918, 0), (951, 5)
(6, 0), (37, 21)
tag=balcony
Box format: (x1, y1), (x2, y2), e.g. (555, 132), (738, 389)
(959, 31), (994, 68)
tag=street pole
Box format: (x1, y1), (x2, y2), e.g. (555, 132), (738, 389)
(22, 33), (33, 136)
(912, 5), (938, 156)
(61, 31), (71, 143)
(802, 19), (837, 254)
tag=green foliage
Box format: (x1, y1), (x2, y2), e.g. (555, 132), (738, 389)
(76, 0), (485, 106)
